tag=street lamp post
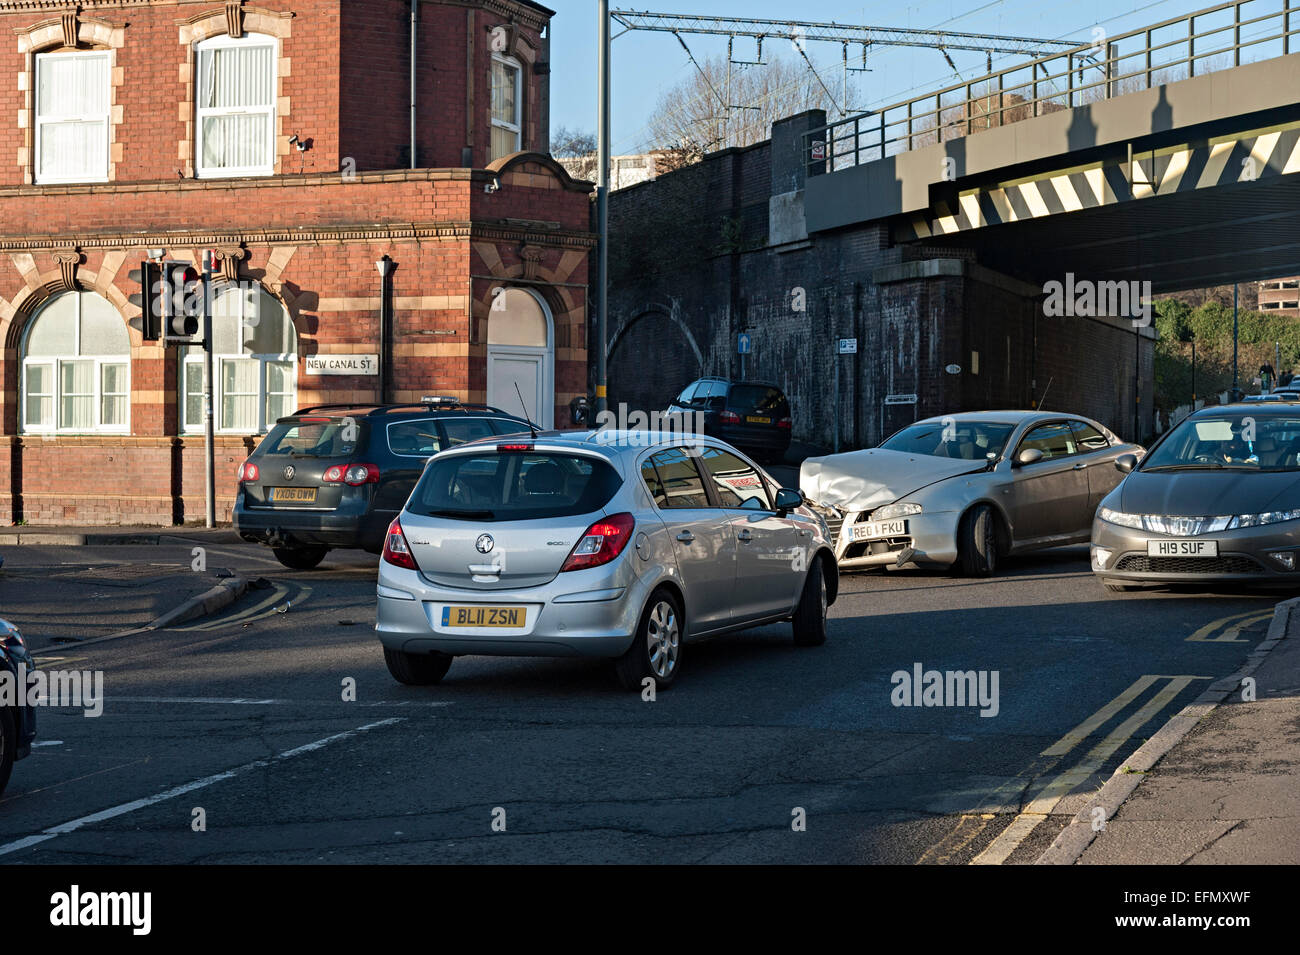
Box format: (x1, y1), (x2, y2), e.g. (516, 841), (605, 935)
(377, 256), (394, 405)
(594, 0), (610, 418)
(1232, 282), (1239, 399)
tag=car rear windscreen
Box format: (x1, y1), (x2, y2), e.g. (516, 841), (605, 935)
(728, 385), (788, 417)
(408, 451), (622, 521)
(260, 420), (361, 457)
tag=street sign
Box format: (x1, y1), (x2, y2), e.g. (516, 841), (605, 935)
(945, 364), (962, 374)
(306, 354), (379, 376)
(884, 393), (918, 405)
(837, 338), (858, 354)
(811, 140), (826, 160)
(737, 333), (751, 355)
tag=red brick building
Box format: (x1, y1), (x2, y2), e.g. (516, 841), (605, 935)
(0, 0), (591, 526)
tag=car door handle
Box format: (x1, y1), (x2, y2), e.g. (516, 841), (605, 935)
(737, 528), (753, 542)
(1072, 462), (1088, 470)
(676, 531), (696, 543)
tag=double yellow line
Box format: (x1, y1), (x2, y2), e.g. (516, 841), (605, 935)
(969, 673), (1209, 864)
(1185, 608), (1273, 643)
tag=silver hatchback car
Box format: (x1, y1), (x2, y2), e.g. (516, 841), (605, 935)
(375, 430), (838, 689)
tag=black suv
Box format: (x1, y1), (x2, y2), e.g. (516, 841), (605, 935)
(234, 398), (532, 568)
(1, 618), (36, 798)
(666, 378), (792, 463)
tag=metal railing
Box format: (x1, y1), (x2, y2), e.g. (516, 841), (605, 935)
(803, 0), (1300, 175)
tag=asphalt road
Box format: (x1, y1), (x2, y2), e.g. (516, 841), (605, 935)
(0, 534), (1280, 864)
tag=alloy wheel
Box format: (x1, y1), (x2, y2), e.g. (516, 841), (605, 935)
(646, 600), (680, 679)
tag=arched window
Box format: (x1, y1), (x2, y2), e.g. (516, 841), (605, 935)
(487, 287), (549, 347)
(22, 291), (130, 433)
(489, 54), (522, 160)
(180, 284), (296, 434)
(195, 33), (276, 177)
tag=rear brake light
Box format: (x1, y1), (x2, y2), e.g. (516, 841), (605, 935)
(778, 417), (792, 430)
(719, 411), (740, 424)
(344, 463), (380, 486)
(381, 518), (419, 571)
(498, 443), (533, 452)
(560, 512), (635, 572)
(323, 465), (344, 483)
(238, 460), (259, 482)
(297, 416), (330, 423)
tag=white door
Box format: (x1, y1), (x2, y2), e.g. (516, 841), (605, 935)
(488, 351), (547, 427)
(485, 287), (554, 428)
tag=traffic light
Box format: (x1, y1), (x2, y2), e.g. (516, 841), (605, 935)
(161, 261), (202, 344)
(127, 260), (162, 342)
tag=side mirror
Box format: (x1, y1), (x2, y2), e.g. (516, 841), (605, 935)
(1015, 447), (1044, 466)
(1115, 453), (1137, 474)
(774, 487), (803, 514)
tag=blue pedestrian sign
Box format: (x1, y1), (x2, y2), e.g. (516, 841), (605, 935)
(737, 333), (752, 355)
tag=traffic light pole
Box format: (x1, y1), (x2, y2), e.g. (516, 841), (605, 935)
(202, 253), (216, 529)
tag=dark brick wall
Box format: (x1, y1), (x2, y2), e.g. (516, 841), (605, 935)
(605, 121), (1156, 449)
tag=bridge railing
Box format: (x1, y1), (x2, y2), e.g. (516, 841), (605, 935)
(803, 0), (1300, 176)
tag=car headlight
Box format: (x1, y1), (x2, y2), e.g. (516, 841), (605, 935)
(873, 502), (922, 521)
(1098, 507), (1143, 529)
(0, 619), (24, 648)
(1229, 510), (1300, 528)
(1098, 508), (1300, 531)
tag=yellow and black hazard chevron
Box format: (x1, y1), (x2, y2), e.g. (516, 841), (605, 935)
(900, 118), (1300, 240)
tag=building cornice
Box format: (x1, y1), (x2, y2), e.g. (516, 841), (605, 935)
(0, 164), (597, 197)
(0, 0), (551, 31)
(0, 221), (595, 252)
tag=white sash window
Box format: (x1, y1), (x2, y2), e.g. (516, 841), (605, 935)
(35, 51), (111, 184)
(196, 35), (276, 178)
(490, 54), (522, 160)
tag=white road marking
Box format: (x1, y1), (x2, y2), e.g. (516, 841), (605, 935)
(31, 741), (64, 748)
(0, 718), (404, 859)
(107, 696), (451, 707)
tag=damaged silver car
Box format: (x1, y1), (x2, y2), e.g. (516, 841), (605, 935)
(801, 411), (1142, 576)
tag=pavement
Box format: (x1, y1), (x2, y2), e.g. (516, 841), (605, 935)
(1048, 596), (1300, 865)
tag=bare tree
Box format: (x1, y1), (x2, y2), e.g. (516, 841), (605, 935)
(551, 125), (598, 180)
(646, 54), (852, 160)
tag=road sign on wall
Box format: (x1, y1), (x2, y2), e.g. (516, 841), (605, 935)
(837, 338), (858, 354)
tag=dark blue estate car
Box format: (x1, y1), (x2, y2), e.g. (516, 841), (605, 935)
(234, 398), (534, 569)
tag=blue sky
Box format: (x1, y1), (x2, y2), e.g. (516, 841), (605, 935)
(544, 0), (1219, 154)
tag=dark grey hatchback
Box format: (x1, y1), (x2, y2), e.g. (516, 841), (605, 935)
(1093, 402), (1300, 589)
(234, 399), (532, 568)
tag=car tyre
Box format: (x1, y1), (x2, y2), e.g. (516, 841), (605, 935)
(615, 588), (683, 691)
(792, 555), (829, 646)
(383, 646), (453, 686)
(958, 504), (998, 577)
(0, 705), (15, 798)
(273, 545), (328, 570)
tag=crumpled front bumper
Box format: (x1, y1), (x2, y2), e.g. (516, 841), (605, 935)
(815, 506), (960, 571)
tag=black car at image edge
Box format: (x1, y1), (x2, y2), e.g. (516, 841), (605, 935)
(0, 618), (36, 799)
(234, 397), (533, 568)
